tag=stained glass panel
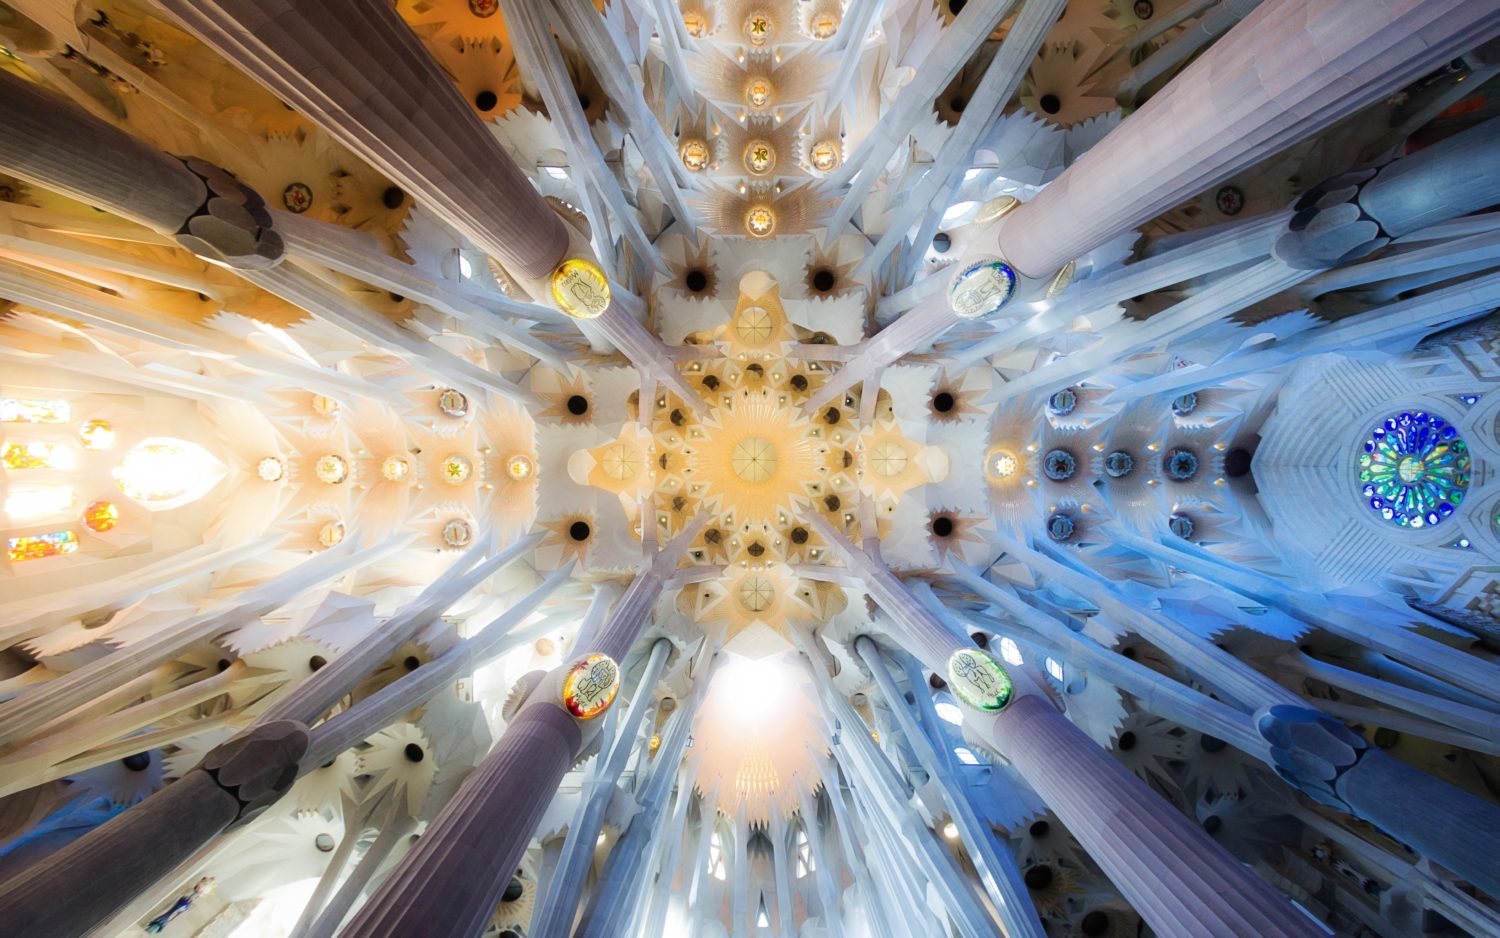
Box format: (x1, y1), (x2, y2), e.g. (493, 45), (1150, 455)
(7, 530), (78, 562)
(0, 398), (70, 423)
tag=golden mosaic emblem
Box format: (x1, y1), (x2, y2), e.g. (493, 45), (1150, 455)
(550, 258), (611, 319)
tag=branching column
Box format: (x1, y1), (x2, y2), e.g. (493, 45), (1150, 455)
(155, 0), (699, 403)
(0, 69), (283, 269)
(996, 0), (1500, 277)
(803, 515), (1321, 937)
(341, 563), (674, 937)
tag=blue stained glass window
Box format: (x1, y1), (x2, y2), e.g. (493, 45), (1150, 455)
(1358, 411), (1469, 529)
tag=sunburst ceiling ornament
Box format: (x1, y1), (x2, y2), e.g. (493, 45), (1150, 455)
(684, 389), (825, 526)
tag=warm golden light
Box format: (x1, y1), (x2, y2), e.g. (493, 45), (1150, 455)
(84, 499), (119, 532)
(5, 485), (76, 522)
(986, 447), (1019, 482)
(1, 398), (69, 424)
(743, 12), (772, 45)
(315, 454), (349, 485)
(78, 419), (116, 450)
(114, 438), (225, 508)
(808, 140), (840, 172)
(441, 454), (473, 484)
(318, 520), (345, 548)
(679, 139), (711, 172)
(381, 456), (411, 482)
(550, 258), (611, 319)
(7, 530), (77, 563)
(745, 206), (776, 238)
(506, 454), (535, 481)
(744, 140), (776, 175)
(744, 77), (774, 111)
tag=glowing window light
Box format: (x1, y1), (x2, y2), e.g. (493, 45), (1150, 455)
(954, 747), (981, 766)
(1045, 656), (1065, 681)
(999, 636), (1023, 666)
(8, 529), (78, 563)
(794, 829), (814, 877)
(5, 485), (76, 521)
(112, 438), (225, 509)
(3, 441), (75, 471)
(935, 701), (965, 725)
(84, 499), (119, 532)
(708, 831), (727, 880)
(458, 254), (474, 279)
(78, 419), (116, 450)
(682, 10), (708, 37)
(810, 12), (839, 39)
(1, 398), (70, 423)
(942, 821), (960, 840)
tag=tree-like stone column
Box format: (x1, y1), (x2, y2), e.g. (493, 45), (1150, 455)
(1274, 116), (1500, 269)
(340, 521), (696, 937)
(0, 69), (283, 269)
(996, 0), (1500, 278)
(0, 722), (308, 936)
(154, 0), (569, 282)
(155, 0), (707, 408)
(340, 700), (582, 937)
(803, 514), (1321, 937)
(1258, 706), (1500, 898)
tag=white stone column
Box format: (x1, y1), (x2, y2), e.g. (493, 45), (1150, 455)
(997, 0), (1500, 277)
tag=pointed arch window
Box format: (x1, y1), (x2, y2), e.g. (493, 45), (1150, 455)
(793, 828), (814, 878)
(708, 829), (727, 881)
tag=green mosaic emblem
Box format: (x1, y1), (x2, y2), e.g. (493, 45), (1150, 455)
(947, 648), (1014, 712)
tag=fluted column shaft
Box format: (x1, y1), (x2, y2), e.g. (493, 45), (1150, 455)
(989, 697), (1322, 937)
(997, 0), (1500, 277)
(0, 70), (204, 234)
(156, 0), (569, 280)
(803, 514), (1319, 937)
(1361, 117), (1500, 238)
(0, 772), (236, 935)
(341, 703), (582, 937)
(341, 573), (664, 936)
(1338, 750), (1500, 896)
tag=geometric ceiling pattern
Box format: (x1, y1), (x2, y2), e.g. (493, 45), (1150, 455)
(0, 0), (1499, 936)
